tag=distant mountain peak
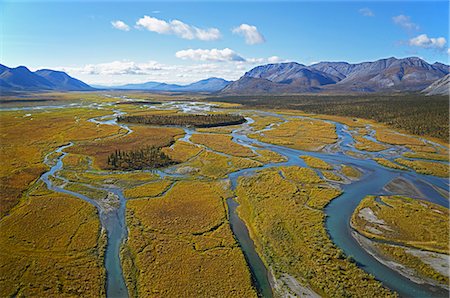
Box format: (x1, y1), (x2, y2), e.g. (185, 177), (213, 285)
(0, 64), (94, 91)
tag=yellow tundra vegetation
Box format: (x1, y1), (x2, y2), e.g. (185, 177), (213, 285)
(249, 118), (337, 151)
(184, 150), (262, 179)
(352, 196), (449, 254)
(341, 165), (362, 179)
(122, 181), (256, 297)
(300, 155), (333, 170)
(235, 167), (394, 297)
(161, 141), (203, 163)
(394, 158), (449, 178)
(249, 115), (283, 131)
(372, 158), (408, 171)
(0, 188), (105, 297)
(123, 180), (173, 199)
(353, 135), (387, 152)
(190, 133), (256, 157)
(253, 149), (287, 164)
(375, 129), (424, 147)
(402, 152), (449, 162)
(0, 108), (119, 217)
(322, 170), (343, 181)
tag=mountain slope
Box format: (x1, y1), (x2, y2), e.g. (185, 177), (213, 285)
(109, 77), (230, 92)
(35, 69), (93, 91)
(223, 57), (449, 94)
(422, 74), (449, 95)
(222, 62), (339, 93)
(0, 64), (94, 91)
(179, 77), (230, 92)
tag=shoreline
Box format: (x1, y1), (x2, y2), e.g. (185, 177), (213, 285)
(351, 230), (449, 291)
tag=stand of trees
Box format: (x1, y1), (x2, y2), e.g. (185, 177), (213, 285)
(117, 113), (246, 128)
(107, 146), (176, 170)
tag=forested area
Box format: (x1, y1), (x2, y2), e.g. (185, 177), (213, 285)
(107, 146), (176, 170)
(117, 113), (246, 128)
(205, 94), (449, 141)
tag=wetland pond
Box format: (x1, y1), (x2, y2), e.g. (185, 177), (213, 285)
(27, 100), (448, 298)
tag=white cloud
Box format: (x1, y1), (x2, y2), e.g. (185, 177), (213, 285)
(135, 16), (220, 41)
(359, 8), (374, 17)
(61, 60), (164, 75)
(409, 34), (447, 49)
(50, 55), (285, 85)
(448, 48), (450, 55)
(175, 48), (245, 62)
(267, 56), (283, 63)
(232, 24), (265, 45)
(111, 20), (130, 31)
(392, 14), (419, 30)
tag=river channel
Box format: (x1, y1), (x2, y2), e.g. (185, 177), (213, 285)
(26, 100), (448, 298)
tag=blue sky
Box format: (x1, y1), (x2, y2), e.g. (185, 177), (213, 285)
(1, 1), (449, 85)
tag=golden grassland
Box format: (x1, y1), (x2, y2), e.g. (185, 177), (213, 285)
(341, 165), (362, 179)
(394, 158), (449, 178)
(300, 155), (333, 170)
(353, 135), (388, 152)
(352, 196), (449, 254)
(161, 140), (203, 162)
(375, 128), (425, 147)
(403, 152), (449, 162)
(123, 180), (173, 199)
(0, 186), (106, 297)
(235, 167), (394, 297)
(374, 243), (449, 285)
(0, 108), (120, 217)
(195, 125), (243, 134)
(372, 158), (408, 171)
(184, 150), (262, 179)
(190, 133), (256, 157)
(307, 114), (370, 128)
(253, 149), (287, 164)
(67, 125), (184, 170)
(248, 118), (337, 151)
(249, 115), (284, 131)
(280, 166), (323, 184)
(59, 167), (158, 189)
(322, 170), (343, 181)
(122, 181), (257, 297)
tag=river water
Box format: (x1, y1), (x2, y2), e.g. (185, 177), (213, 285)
(29, 100), (449, 298)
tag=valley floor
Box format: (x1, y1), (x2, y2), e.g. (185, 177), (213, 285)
(0, 92), (448, 297)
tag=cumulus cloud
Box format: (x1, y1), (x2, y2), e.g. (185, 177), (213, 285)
(359, 8), (374, 17)
(61, 60), (164, 75)
(52, 54), (285, 85)
(175, 48), (245, 62)
(409, 34), (447, 49)
(111, 20), (130, 31)
(232, 24), (265, 45)
(392, 14), (419, 30)
(135, 16), (221, 41)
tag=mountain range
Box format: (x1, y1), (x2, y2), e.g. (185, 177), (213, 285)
(103, 77), (230, 92)
(0, 64), (93, 91)
(222, 57), (449, 94)
(1, 57), (449, 94)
